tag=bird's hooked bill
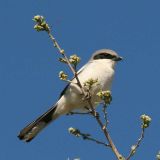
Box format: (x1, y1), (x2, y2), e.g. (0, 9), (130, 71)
(114, 56), (123, 61)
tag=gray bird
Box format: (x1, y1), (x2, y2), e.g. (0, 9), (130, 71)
(18, 49), (122, 142)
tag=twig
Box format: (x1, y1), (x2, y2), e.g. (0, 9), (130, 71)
(102, 103), (109, 127)
(47, 31), (86, 95)
(44, 20), (122, 160)
(66, 111), (92, 116)
(64, 79), (77, 84)
(126, 128), (145, 160)
(33, 15), (151, 160)
(69, 127), (110, 148)
(87, 99), (123, 160)
(81, 133), (110, 148)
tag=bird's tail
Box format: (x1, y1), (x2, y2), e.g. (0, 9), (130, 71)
(18, 104), (59, 142)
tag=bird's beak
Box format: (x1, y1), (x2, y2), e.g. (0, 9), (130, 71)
(114, 56), (123, 61)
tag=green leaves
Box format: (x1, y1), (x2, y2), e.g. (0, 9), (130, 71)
(97, 90), (112, 104)
(59, 54), (81, 65)
(68, 127), (81, 137)
(156, 151), (160, 160)
(84, 78), (98, 90)
(140, 114), (151, 128)
(69, 54), (81, 65)
(59, 71), (68, 80)
(33, 15), (50, 32)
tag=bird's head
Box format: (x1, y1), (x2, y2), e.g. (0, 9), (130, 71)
(90, 49), (122, 68)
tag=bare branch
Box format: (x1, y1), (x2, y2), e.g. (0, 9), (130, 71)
(66, 111), (92, 116)
(126, 114), (152, 159)
(46, 21), (123, 160)
(126, 128), (145, 160)
(102, 103), (109, 127)
(68, 127), (110, 148)
(33, 15), (135, 160)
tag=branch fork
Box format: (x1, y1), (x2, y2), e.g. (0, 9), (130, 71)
(33, 15), (152, 160)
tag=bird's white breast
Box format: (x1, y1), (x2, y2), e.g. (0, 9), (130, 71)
(77, 59), (115, 90)
(57, 59), (115, 113)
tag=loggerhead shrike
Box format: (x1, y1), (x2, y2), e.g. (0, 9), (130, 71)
(18, 49), (122, 142)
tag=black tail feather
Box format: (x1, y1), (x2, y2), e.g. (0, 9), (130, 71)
(18, 104), (58, 142)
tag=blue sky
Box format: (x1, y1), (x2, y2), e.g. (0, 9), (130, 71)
(0, 0), (160, 159)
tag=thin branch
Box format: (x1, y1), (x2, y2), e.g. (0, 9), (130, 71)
(46, 23), (123, 160)
(126, 128), (145, 160)
(80, 133), (110, 148)
(33, 15), (152, 160)
(47, 31), (86, 95)
(66, 111), (92, 116)
(102, 103), (109, 127)
(64, 79), (77, 84)
(87, 99), (123, 160)
(69, 127), (110, 148)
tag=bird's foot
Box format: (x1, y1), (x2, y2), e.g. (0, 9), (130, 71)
(82, 92), (91, 101)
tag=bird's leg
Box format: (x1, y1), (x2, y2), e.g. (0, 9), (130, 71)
(82, 92), (91, 100)
(94, 111), (100, 118)
(66, 111), (92, 116)
(84, 106), (92, 112)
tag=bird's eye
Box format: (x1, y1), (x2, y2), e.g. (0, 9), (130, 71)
(93, 53), (115, 60)
(104, 54), (115, 59)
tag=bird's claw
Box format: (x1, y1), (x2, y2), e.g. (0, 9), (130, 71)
(82, 92), (91, 101)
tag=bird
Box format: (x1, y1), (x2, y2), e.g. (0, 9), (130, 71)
(18, 49), (122, 142)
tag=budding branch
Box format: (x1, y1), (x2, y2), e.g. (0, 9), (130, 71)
(32, 15), (151, 160)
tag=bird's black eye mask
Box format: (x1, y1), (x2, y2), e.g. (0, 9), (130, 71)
(93, 53), (116, 60)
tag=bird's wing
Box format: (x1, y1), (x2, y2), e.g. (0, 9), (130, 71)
(58, 62), (90, 99)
